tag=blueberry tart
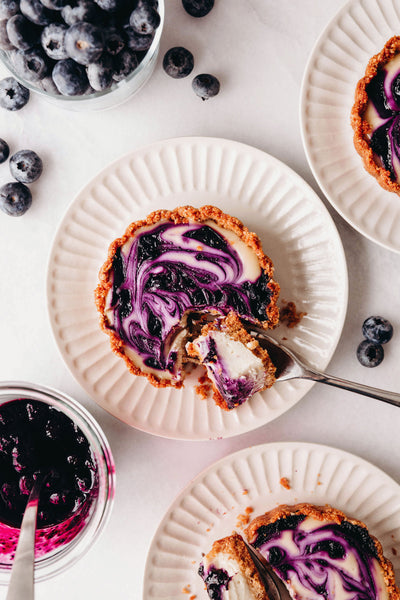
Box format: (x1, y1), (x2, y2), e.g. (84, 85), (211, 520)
(95, 205), (280, 398)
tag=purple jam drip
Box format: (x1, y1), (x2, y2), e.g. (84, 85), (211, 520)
(254, 517), (380, 600)
(0, 399), (97, 530)
(198, 563), (232, 600)
(366, 67), (400, 177)
(109, 222), (273, 372)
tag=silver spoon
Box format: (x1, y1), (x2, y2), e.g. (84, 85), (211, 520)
(6, 474), (44, 600)
(247, 325), (400, 408)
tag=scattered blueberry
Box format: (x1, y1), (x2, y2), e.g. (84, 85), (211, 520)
(163, 46), (194, 79)
(65, 21), (105, 65)
(129, 3), (160, 35)
(6, 13), (39, 50)
(13, 48), (50, 82)
(0, 181), (32, 216)
(87, 53), (113, 91)
(0, 0), (19, 19)
(182, 0), (214, 17)
(356, 339), (384, 368)
(362, 316), (393, 345)
(192, 73), (220, 99)
(20, 0), (52, 26)
(52, 57), (89, 94)
(41, 23), (68, 60)
(0, 138), (9, 163)
(0, 18), (14, 50)
(9, 149), (43, 183)
(0, 76), (30, 110)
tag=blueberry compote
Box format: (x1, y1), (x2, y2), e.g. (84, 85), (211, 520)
(0, 398), (97, 562)
(198, 564), (231, 600)
(107, 220), (275, 378)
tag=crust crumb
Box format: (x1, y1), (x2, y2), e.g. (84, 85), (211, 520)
(280, 477), (291, 490)
(236, 506), (254, 528)
(280, 300), (306, 328)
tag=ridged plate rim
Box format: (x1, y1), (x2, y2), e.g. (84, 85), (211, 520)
(46, 136), (348, 440)
(301, 0), (400, 253)
(143, 441), (400, 600)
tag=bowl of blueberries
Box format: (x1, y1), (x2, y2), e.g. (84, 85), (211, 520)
(0, 381), (115, 583)
(0, 0), (164, 110)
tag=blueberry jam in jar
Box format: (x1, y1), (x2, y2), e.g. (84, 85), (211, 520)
(0, 399), (96, 529)
(0, 384), (115, 584)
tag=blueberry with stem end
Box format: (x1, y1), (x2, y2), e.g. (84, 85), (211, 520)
(356, 339), (384, 368)
(0, 138), (9, 163)
(129, 3), (160, 35)
(182, 0), (214, 17)
(41, 23), (68, 60)
(163, 46), (194, 79)
(13, 48), (50, 83)
(192, 73), (220, 100)
(65, 21), (105, 65)
(9, 149), (43, 183)
(362, 316), (394, 345)
(0, 77), (30, 110)
(52, 57), (89, 95)
(0, 182), (32, 216)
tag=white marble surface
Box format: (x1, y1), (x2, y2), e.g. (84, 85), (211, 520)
(1, 0), (400, 598)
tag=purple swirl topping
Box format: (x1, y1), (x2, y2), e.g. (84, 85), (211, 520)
(366, 64), (400, 177)
(254, 516), (382, 600)
(108, 221), (273, 374)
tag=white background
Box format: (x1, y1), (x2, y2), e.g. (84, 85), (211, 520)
(1, 0), (400, 598)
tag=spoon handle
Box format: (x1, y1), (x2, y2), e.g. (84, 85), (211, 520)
(6, 476), (43, 600)
(304, 368), (400, 408)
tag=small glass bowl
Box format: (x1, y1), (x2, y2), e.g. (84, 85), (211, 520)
(0, 0), (164, 111)
(0, 381), (115, 584)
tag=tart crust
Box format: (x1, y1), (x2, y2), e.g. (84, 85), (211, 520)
(351, 36), (400, 194)
(245, 503), (400, 600)
(94, 205), (280, 389)
(201, 531), (271, 600)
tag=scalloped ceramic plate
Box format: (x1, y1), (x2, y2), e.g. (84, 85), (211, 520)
(47, 137), (348, 440)
(143, 442), (400, 600)
(301, 0), (400, 253)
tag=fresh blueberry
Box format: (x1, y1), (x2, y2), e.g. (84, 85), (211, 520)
(129, 3), (160, 35)
(0, 18), (14, 50)
(0, 76), (29, 110)
(52, 57), (89, 94)
(41, 23), (68, 60)
(0, 0), (19, 19)
(65, 21), (105, 65)
(0, 138), (9, 163)
(9, 149), (43, 183)
(182, 0), (214, 17)
(38, 74), (60, 94)
(0, 182), (32, 216)
(112, 47), (138, 81)
(163, 46), (194, 79)
(20, 0), (53, 25)
(104, 27), (124, 55)
(123, 25), (153, 52)
(86, 53), (113, 90)
(40, 0), (68, 8)
(12, 48), (50, 82)
(192, 73), (220, 100)
(6, 13), (39, 50)
(61, 0), (102, 26)
(356, 339), (384, 367)
(93, 0), (124, 11)
(362, 316), (393, 345)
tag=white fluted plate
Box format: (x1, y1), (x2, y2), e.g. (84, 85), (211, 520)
(301, 0), (400, 253)
(47, 137), (347, 440)
(143, 442), (400, 600)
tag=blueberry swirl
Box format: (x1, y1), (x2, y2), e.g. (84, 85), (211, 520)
(253, 516), (388, 600)
(105, 219), (275, 377)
